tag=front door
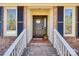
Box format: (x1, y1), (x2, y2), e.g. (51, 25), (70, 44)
(33, 16), (47, 38)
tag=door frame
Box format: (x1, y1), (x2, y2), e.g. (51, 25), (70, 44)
(32, 15), (48, 38)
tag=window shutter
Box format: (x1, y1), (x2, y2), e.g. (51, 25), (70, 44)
(0, 7), (3, 37)
(57, 6), (64, 36)
(17, 6), (24, 36)
(77, 7), (79, 37)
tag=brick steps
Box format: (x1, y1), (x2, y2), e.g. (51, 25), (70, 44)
(22, 38), (58, 56)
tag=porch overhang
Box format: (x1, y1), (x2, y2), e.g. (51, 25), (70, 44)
(0, 3), (79, 6)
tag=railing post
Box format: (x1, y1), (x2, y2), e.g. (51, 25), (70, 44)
(54, 30), (56, 48)
(24, 29), (26, 48)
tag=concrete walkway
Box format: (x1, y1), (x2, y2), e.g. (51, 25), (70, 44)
(22, 38), (58, 56)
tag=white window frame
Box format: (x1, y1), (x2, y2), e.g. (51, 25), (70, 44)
(64, 7), (76, 36)
(4, 7), (17, 36)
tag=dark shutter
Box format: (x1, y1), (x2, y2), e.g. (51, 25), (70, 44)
(0, 7), (3, 37)
(17, 6), (24, 36)
(57, 6), (64, 36)
(77, 7), (79, 37)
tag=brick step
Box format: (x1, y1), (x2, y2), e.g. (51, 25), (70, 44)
(22, 38), (58, 56)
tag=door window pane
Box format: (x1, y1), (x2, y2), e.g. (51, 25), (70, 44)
(65, 9), (72, 34)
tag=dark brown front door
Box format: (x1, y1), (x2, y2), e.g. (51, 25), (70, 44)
(33, 16), (47, 38)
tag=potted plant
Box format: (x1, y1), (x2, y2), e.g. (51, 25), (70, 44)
(43, 34), (48, 40)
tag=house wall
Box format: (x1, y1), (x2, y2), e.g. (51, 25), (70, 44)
(0, 4), (78, 44)
(25, 6), (77, 44)
(2, 6), (54, 44)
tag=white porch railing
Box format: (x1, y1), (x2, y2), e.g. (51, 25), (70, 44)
(54, 29), (78, 56)
(3, 29), (26, 56)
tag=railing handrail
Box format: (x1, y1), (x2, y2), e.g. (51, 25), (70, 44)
(54, 29), (78, 56)
(3, 29), (26, 56)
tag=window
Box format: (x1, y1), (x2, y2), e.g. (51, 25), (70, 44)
(7, 9), (16, 31)
(4, 7), (17, 36)
(64, 7), (75, 36)
(65, 9), (72, 34)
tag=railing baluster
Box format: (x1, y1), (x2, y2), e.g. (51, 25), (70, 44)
(68, 51), (70, 56)
(64, 47), (66, 56)
(54, 29), (78, 56)
(3, 29), (26, 56)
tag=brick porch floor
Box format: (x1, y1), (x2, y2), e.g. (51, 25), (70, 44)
(0, 37), (16, 55)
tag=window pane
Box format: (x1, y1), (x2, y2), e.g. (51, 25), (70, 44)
(65, 9), (72, 34)
(7, 9), (16, 31)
